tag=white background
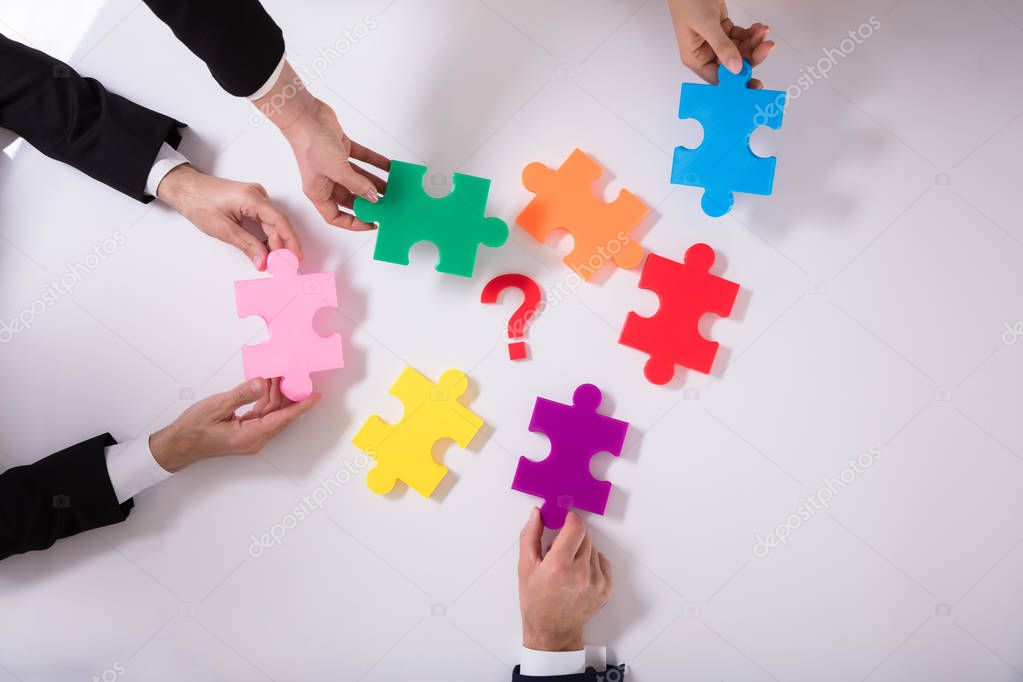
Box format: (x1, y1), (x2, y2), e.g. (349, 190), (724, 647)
(1, 0), (1022, 680)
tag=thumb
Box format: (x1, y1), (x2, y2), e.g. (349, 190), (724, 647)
(518, 507), (544, 577)
(332, 162), (379, 203)
(215, 378), (266, 418)
(700, 20), (742, 74)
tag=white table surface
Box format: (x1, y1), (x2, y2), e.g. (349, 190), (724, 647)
(1, 0), (1022, 680)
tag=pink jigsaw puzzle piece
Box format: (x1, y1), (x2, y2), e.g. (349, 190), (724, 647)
(234, 249), (343, 401)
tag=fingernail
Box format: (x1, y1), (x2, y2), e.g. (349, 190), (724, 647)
(728, 58), (741, 73)
(250, 379), (263, 393)
(363, 188), (379, 202)
(254, 253), (267, 270)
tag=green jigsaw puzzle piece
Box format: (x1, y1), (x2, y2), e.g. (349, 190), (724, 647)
(354, 161), (509, 278)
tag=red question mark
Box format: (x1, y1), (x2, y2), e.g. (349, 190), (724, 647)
(481, 274), (543, 361)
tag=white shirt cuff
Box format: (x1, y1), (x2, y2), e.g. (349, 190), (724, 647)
(519, 645), (607, 677)
(519, 646), (605, 678)
(104, 439), (173, 504)
(247, 53), (287, 100)
(145, 142), (189, 199)
(520, 648), (585, 677)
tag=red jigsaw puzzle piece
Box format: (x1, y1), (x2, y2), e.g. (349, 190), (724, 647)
(619, 244), (739, 385)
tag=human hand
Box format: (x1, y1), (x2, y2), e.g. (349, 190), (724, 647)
(667, 0), (775, 88)
(149, 378), (319, 473)
(157, 164), (302, 270)
(282, 97), (390, 230)
(518, 509), (613, 652)
(253, 61), (389, 231)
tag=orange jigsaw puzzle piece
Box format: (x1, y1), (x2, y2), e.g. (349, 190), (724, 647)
(516, 149), (648, 280)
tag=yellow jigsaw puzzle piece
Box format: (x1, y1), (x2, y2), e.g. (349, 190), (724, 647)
(353, 367), (483, 497)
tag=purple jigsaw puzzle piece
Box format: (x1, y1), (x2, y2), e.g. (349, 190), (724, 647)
(511, 384), (629, 529)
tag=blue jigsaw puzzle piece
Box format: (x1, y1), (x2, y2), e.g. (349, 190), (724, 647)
(671, 60), (785, 217)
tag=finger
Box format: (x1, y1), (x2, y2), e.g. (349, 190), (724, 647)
(326, 211), (376, 231)
(252, 392), (320, 436)
(241, 383), (272, 421)
(728, 23), (750, 41)
(275, 377), (290, 404)
(598, 552), (613, 594)
(751, 40), (774, 67)
(306, 178), (351, 230)
(687, 42), (722, 82)
(225, 221), (270, 270)
(265, 377), (285, 413)
(575, 530), (593, 564)
(693, 58), (723, 85)
(749, 78), (763, 89)
(698, 19), (743, 74)
(734, 22), (766, 42)
(329, 212), (370, 231)
(350, 163), (388, 195)
(332, 186), (377, 231)
(548, 511), (587, 566)
(689, 40), (716, 66)
(232, 396), (316, 455)
(518, 507), (544, 575)
(589, 540), (601, 581)
(335, 190), (357, 212)
(249, 197), (303, 261)
(678, 31), (711, 75)
(215, 378), (267, 419)
(331, 161), (380, 204)
(311, 194), (360, 231)
(738, 26), (770, 63)
(254, 378), (286, 417)
(749, 23), (769, 42)
(337, 165), (387, 200)
(349, 141), (391, 173)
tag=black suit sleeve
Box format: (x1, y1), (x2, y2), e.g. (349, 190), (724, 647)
(0, 35), (184, 202)
(0, 433), (134, 561)
(142, 0), (286, 97)
(512, 664), (626, 681)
